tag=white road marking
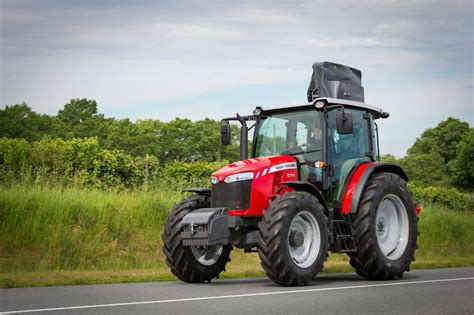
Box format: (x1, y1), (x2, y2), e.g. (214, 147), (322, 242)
(3, 277), (473, 314)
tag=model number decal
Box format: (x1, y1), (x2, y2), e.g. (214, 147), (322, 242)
(268, 162), (297, 174)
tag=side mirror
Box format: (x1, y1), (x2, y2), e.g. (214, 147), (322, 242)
(336, 111), (353, 134)
(220, 121), (231, 145)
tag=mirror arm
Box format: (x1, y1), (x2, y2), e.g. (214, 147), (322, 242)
(325, 104), (345, 115)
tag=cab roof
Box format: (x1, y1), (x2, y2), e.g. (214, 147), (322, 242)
(258, 97), (384, 116)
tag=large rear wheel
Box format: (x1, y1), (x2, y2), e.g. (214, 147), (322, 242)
(349, 173), (419, 280)
(258, 191), (329, 286)
(162, 194), (232, 283)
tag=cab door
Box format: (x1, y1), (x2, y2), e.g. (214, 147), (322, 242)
(326, 108), (374, 206)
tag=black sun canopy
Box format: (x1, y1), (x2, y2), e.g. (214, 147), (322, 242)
(307, 61), (364, 103)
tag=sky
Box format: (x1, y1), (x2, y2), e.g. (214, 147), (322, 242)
(1, 0), (473, 157)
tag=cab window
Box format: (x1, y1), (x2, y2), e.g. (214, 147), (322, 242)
(327, 108), (372, 203)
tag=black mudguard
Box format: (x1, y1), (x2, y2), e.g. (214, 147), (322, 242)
(280, 181), (329, 211)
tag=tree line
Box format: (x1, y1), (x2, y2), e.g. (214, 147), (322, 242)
(0, 99), (240, 163)
(1, 98), (472, 190)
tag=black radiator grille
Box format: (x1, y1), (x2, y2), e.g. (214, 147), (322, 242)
(211, 180), (252, 210)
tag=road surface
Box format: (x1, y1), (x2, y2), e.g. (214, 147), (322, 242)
(1, 267), (473, 314)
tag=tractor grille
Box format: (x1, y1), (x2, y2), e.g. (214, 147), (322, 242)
(211, 180), (252, 210)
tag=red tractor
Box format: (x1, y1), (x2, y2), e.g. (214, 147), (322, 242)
(162, 62), (419, 286)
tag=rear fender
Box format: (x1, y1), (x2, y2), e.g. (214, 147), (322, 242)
(341, 162), (409, 214)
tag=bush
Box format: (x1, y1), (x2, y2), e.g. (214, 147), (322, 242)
(0, 138), (31, 177)
(160, 160), (229, 188)
(402, 151), (448, 186)
(0, 137), (230, 190)
(0, 137), (160, 189)
(409, 183), (473, 211)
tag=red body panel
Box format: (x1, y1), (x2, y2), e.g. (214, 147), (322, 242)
(212, 156), (298, 216)
(341, 162), (375, 214)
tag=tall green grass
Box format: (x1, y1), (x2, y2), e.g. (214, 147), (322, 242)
(0, 185), (180, 272)
(417, 204), (474, 257)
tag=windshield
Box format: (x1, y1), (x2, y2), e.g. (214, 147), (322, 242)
(254, 110), (324, 161)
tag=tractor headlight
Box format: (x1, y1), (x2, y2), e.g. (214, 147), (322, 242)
(253, 107), (263, 116)
(224, 172), (253, 183)
(211, 176), (219, 184)
(314, 100), (326, 109)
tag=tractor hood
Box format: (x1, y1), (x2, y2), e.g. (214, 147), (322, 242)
(212, 155), (297, 183)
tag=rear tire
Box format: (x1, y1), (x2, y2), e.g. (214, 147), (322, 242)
(349, 173), (419, 280)
(258, 192), (329, 286)
(162, 194), (232, 283)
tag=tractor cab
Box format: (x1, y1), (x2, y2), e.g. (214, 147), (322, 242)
(163, 62), (418, 286)
(251, 98), (383, 208)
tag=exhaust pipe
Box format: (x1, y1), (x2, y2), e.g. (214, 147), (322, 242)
(237, 113), (248, 160)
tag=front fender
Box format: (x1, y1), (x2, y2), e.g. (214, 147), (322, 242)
(280, 181), (329, 211)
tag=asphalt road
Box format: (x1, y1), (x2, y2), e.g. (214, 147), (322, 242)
(1, 267), (473, 314)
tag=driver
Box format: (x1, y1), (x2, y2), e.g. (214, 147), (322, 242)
(305, 119), (323, 161)
(301, 119), (323, 184)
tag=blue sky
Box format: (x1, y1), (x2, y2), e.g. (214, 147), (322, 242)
(1, 0), (473, 157)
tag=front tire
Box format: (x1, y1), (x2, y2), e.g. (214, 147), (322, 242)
(162, 194), (232, 283)
(258, 192), (329, 286)
(349, 173), (419, 280)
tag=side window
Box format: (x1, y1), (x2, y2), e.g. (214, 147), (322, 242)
(373, 119), (379, 161)
(296, 122), (307, 146)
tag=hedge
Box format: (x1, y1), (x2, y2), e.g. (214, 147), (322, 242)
(1, 137), (471, 211)
(409, 183), (473, 212)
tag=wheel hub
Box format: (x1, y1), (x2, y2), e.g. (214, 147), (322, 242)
(377, 218), (386, 236)
(289, 230), (305, 247)
(190, 245), (223, 266)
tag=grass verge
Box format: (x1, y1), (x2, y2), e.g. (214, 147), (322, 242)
(2, 252), (472, 288)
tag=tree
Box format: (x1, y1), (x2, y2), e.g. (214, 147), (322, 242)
(408, 117), (470, 164)
(405, 117), (471, 187)
(57, 99), (110, 139)
(0, 103), (65, 141)
(58, 99), (101, 125)
(103, 119), (163, 157)
(448, 129), (474, 189)
(380, 154), (401, 164)
(401, 151), (447, 186)
(154, 118), (240, 163)
(156, 118), (194, 162)
(189, 118), (231, 162)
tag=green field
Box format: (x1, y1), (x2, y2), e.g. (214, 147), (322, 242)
(1, 185), (473, 288)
